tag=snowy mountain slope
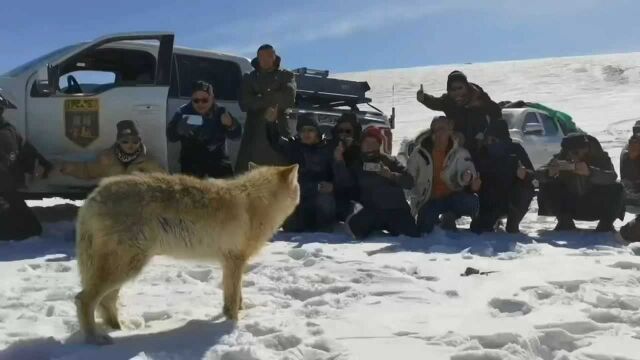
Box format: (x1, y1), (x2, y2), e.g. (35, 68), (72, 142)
(2, 53), (640, 360)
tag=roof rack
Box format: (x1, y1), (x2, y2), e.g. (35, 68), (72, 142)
(292, 68), (371, 108)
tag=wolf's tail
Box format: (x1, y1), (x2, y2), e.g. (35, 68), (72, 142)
(75, 202), (96, 289)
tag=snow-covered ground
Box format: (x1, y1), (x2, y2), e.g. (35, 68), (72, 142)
(2, 53), (640, 360)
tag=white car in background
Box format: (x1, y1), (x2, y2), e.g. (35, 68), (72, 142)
(397, 108), (568, 169)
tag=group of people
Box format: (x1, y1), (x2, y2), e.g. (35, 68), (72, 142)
(1, 43), (638, 243)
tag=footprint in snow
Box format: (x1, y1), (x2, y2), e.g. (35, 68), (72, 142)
(244, 322), (281, 337)
(488, 298), (532, 315)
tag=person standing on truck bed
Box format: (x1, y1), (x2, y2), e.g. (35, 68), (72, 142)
(59, 120), (165, 179)
(235, 44), (296, 173)
(167, 81), (242, 178)
(0, 103), (51, 241)
(416, 70), (503, 161)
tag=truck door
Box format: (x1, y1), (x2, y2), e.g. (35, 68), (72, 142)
(25, 33), (174, 193)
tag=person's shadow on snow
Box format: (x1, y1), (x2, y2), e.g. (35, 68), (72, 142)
(0, 319), (235, 360)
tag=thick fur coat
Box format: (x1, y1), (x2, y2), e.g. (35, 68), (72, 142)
(75, 164), (300, 344)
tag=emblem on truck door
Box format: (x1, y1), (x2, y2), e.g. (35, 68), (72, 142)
(64, 99), (99, 147)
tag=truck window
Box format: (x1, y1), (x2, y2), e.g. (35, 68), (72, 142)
(32, 47), (158, 97)
(175, 55), (242, 101)
(60, 71), (116, 94)
(538, 113), (559, 136)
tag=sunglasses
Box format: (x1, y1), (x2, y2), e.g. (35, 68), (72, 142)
(337, 128), (353, 134)
(192, 97), (209, 104)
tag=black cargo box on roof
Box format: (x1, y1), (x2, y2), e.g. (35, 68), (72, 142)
(293, 68), (371, 108)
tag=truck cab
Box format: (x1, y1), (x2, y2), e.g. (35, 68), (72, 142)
(0, 32), (253, 198)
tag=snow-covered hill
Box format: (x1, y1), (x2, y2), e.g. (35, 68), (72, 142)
(2, 53), (640, 360)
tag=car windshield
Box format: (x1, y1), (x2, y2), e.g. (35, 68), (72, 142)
(3, 44), (81, 77)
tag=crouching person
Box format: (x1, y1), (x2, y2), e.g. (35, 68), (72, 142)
(0, 104), (51, 240)
(266, 112), (335, 232)
(335, 127), (419, 239)
(330, 113), (362, 222)
(537, 133), (624, 232)
(619, 129), (640, 242)
(59, 120), (164, 179)
(470, 120), (535, 234)
(407, 116), (480, 234)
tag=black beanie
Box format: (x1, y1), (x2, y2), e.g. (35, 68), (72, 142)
(485, 120), (510, 141)
(561, 133), (590, 150)
(191, 80), (214, 95)
(116, 120), (140, 140)
(447, 70), (469, 91)
(257, 44), (274, 54)
(296, 114), (320, 133)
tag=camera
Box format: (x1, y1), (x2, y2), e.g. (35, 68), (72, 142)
(362, 162), (382, 172)
(556, 160), (575, 171)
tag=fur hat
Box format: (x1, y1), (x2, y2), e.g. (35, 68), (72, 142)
(362, 127), (384, 145)
(116, 120), (140, 140)
(447, 70), (469, 91)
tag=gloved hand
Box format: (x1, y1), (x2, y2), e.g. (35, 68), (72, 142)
(177, 116), (194, 137)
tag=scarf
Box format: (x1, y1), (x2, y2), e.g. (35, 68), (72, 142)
(114, 144), (144, 166)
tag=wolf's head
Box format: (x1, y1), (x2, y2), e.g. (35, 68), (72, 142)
(242, 163), (300, 225)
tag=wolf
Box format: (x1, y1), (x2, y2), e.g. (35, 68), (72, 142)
(74, 164), (299, 345)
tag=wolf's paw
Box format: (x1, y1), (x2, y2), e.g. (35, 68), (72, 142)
(104, 319), (122, 330)
(86, 333), (114, 346)
(223, 304), (239, 321)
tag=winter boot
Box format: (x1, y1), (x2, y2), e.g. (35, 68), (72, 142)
(595, 220), (616, 233)
(554, 217), (576, 231)
(440, 212), (458, 232)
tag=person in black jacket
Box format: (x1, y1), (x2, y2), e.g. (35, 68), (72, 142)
(470, 120), (535, 234)
(167, 81), (242, 178)
(266, 112), (335, 232)
(416, 70), (503, 161)
(334, 127), (419, 239)
(330, 113), (362, 222)
(537, 133), (624, 232)
(235, 44), (296, 173)
(0, 103), (51, 241)
(618, 124), (640, 242)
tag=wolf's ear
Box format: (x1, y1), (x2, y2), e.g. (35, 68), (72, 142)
(248, 162), (259, 171)
(281, 164), (299, 185)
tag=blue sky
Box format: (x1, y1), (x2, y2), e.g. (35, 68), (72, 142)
(1, 0), (639, 73)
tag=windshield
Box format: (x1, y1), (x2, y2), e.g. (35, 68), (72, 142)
(3, 44), (80, 77)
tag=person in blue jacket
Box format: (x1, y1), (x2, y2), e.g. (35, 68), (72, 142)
(266, 112), (336, 232)
(167, 81), (241, 178)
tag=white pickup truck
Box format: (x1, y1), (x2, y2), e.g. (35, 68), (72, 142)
(0, 32), (394, 198)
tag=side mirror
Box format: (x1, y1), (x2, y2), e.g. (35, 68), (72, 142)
(389, 107), (396, 129)
(523, 123), (544, 136)
(32, 80), (52, 97)
(46, 63), (59, 94)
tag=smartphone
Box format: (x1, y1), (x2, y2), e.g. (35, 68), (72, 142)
(184, 115), (204, 126)
(556, 160), (576, 171)
(363, 162), (382, 172)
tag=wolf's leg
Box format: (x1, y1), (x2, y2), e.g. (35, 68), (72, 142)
(76, 284), (116, 345)
(99, 288), (121, 330)
(222, 255), (246, 321)
(77, 252), (149, 344)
